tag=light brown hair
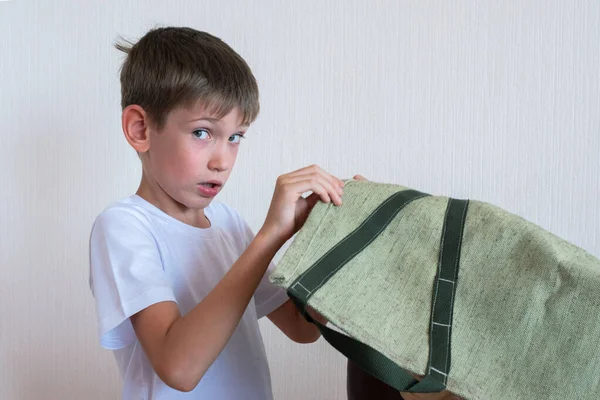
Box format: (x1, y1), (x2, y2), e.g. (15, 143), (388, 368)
(115, 27), (259, 130)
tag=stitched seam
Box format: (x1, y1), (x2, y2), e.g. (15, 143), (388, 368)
(429, 198), (451, 383)
(444, 200), (468, 375)
(430, 367), (448, 376)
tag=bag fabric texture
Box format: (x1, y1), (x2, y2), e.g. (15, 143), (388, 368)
(269, 179), (600, 400)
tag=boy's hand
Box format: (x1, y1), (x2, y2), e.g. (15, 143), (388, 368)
(260, 165), (344, 244)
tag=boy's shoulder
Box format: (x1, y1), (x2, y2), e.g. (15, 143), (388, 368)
(91, 195), (154, 233)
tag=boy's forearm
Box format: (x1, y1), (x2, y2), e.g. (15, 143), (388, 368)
(160, 230), (282, 390)
(268, 300), (327, 344)
(293, 306), (327, 343)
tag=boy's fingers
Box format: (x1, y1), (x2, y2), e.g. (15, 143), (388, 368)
(285, 165), (344, 189)
(303, 178), (342, 206)
(289, 179), (331, 204)
(285, 173), (343, 205)
(353, 174), (368, 181)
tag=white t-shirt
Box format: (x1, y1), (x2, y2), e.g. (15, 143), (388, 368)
(88, 195), (289, 400)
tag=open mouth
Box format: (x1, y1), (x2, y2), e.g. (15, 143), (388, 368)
(197, 182), (222, 197)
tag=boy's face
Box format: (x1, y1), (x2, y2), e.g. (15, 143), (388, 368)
(143, 103), (248, 210)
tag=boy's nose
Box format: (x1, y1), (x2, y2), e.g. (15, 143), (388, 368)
(208, 158), (229, 172)
(207, 148), (230, 172)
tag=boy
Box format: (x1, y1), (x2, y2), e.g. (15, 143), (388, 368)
(89, 26), (348, 399)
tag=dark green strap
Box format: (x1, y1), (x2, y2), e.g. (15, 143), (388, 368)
(427, 198), (470, 385)
(288, 192), (469, 394)
(292, 295), (421, 390)
(288, 189), (429, 302)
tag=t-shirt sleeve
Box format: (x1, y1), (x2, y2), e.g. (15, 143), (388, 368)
(233, 210), (289, 319)
(254, 259), (290, 319)
(88, 207), (177, 350)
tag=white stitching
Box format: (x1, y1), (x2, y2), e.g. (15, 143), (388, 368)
(429, 367), (448, 376)
(292, 281), (312, 295)
(444, 200), (468, 376)
(429, 198), (451, 384)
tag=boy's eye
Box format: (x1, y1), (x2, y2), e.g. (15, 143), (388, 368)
(192, 129), (210, 139)
(229, 133), (244, 144)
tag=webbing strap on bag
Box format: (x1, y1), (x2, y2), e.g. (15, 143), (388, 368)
(287, 189), (469, 394)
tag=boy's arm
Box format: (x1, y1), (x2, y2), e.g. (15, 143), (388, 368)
(267, 300), (327, 343)
(131, 230), (284, 392)
(130, 165), (344, 392)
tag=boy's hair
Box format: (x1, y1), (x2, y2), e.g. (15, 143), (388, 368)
(115, 27), (259, 130)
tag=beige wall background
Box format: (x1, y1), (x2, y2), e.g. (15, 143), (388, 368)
(1, 1), (598, 399)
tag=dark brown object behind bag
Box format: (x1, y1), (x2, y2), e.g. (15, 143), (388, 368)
(347, 359), (404, 400)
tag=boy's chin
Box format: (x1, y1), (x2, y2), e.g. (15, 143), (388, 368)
(165, 191), (214, 210)
(187, 192), (218, 209)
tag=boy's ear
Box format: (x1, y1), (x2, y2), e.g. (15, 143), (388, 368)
(122, 105), (152, 153)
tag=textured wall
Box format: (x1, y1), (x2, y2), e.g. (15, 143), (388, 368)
(1, 1), (598, 399)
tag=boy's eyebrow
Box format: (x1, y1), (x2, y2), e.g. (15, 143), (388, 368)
(188, 117), (220, 123)
(188, 116), (249, 129)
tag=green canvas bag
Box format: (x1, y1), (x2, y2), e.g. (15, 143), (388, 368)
(269, 179), (600, 399)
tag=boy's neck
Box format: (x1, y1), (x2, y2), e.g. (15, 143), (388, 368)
(136, 178), (211, 229)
